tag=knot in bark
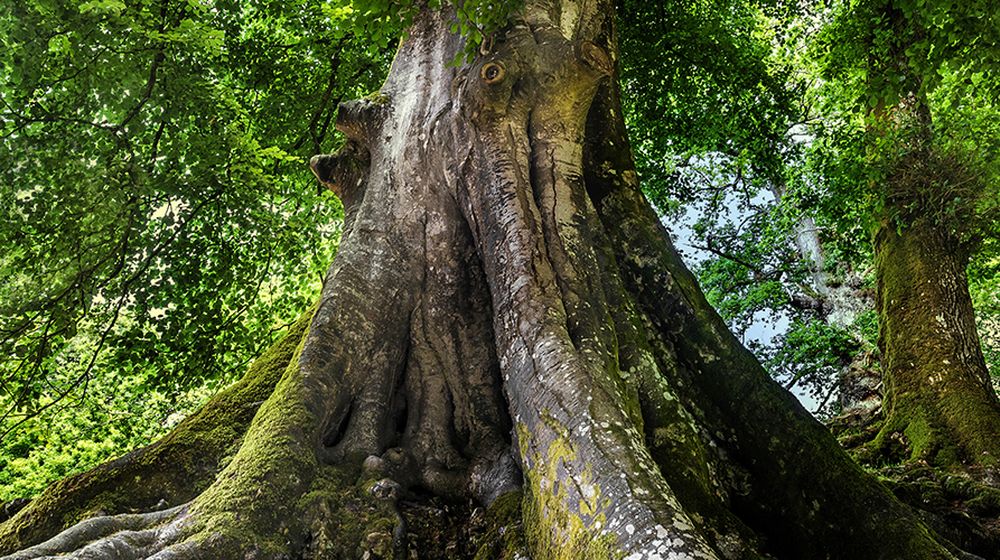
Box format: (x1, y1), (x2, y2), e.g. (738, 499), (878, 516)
(458, 54), (523, 123)
(335, 97), (389, 144)
(576, 40), (612, 77)
(309, 140), (370, 204)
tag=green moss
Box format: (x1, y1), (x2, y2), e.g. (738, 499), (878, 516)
(523, 488), (620, 560)
(903, 417), (934, 459)
(517, 423), (623, 560)
(874, 220), (1000, 469)
(365, 91), (390, 105)
(187, 330), (318, 551)
(473, 491), (528, 560)
(964, 488), (1000, 516)
(297, 466), (399, 559)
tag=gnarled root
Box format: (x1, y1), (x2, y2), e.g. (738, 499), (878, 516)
(5, 504), (189, 560)
(0, 311), (313, 554)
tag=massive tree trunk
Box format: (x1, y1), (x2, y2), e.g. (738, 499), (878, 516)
(0, 3), (981, 559)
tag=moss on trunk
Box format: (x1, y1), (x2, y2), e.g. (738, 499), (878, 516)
(0, 309), (313, 554)
(872, 217), (1000, 467)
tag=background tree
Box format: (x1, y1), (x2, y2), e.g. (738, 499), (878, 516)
(661, 0), (1000, 433)
(807, 0), (1000, 467)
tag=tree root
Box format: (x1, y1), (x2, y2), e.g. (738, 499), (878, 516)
(4, 504), (189, 560)
(0, 311), (313, 554)
(369, 479), (407, 560)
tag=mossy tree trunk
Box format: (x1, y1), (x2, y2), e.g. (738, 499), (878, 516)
(871, 155), (1000, 467)
(0, 3), (983, 559)
(860, 10), (1000, 466)
(848, 2), (1000, 470)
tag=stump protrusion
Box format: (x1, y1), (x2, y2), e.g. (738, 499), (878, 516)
(335, 97), (389, 143)
(309, 140), (370, 208)
(576, 40), (612, 77)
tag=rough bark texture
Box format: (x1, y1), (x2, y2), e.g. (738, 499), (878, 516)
(0, 3), (987, 559)
(873, 215), (1000, 467)
(860, 67), (1000, 468)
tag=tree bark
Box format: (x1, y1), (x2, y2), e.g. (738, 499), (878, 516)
(860, 21), (1000, 465)
(0, 3), (981, 559)
(872, 212), (1000, 466)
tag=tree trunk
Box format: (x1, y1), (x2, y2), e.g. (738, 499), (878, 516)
(872, 213), (1000, 466)
(0, 3), (980, 559)
(859, 32), (1000, 466)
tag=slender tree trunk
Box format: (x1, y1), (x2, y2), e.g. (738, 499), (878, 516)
(0, 3), (981, 559)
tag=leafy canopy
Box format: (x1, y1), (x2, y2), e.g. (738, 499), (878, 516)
(0, 0), (391, 444)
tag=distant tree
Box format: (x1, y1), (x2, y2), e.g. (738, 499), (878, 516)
(811, 0), (1000, 467)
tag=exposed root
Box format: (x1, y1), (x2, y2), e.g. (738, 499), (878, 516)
(877, 463), (1000, 558)
(3, 505), (188, 560)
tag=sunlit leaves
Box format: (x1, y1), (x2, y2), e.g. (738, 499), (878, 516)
(0, 0), (391, 444)
(619, 0), (799, 214)
(78, 0), (127, 16)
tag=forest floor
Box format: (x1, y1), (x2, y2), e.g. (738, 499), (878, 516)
(832, 409), (1000, 558)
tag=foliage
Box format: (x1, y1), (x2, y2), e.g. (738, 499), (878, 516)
(752, 318), (861, 416)
(649, 0), (1000, 403)
(687, 182), (825, 331)
(615, 0), (871, 400)
(805, 0), (1000, 239)
(618, 0), (799, 217)
(969, 241), (1000, 380)
(327, 0), (523, 61)
(0, 0), (392, 494)
(0, 363), (213, 502)
(2, 0), (998, 506)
